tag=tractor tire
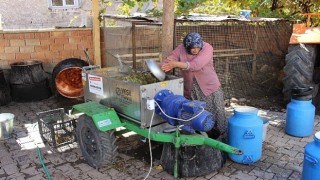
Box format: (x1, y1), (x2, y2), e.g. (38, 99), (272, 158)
(283, 44), (317, 102)
(76, 114), (118, 168)
(160, 132), (226, 177)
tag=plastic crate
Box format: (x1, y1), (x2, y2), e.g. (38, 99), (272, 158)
(36, 108), (77, 148)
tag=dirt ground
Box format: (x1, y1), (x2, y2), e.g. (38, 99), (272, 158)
(228, 88), (286, 112)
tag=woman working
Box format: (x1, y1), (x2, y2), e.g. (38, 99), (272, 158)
(161, 32), (227, 138)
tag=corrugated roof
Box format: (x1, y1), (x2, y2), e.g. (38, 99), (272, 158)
(102, 13), (289, 23)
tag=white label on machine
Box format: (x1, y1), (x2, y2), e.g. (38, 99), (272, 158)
(98, 119), (112, 127)
(88, 74), (104, 96)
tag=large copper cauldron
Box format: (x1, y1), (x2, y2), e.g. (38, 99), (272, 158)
(52, 58), (88, 98)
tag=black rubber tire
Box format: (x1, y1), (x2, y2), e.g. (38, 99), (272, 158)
(10, 79), (51, 102)
(76, 114), (118, 168)
(161, 133), (226, 177)
(0, 69), (11, 106)
(312, 84), (320, 106)
(283, 44), (317, 101)
(9, 60), (47, 85)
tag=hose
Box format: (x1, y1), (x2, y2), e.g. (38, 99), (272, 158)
(37, 147), (52, 180)
(33, 123), (52, 180)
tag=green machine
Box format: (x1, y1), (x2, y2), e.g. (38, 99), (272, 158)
(72, 66), (242, 179)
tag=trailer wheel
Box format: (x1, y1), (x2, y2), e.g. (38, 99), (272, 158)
(283, 44), (317, 102)
(76, 114), (118, 168)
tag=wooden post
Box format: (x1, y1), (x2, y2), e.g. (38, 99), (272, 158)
(132, 23), (137, 69)
(92, 0), (101, 65)
(252, 22), (259, 80)
(161, 0), (174, 62)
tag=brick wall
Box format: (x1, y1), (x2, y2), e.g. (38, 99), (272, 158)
(0, 28), (95, 71)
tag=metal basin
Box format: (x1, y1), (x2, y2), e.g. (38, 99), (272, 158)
(0, 113), (14, 140)
(146, 59), (166, 81)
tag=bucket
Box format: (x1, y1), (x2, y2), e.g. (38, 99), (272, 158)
(261, 117), (269, 142)
(228, 106), (263, 164)
(302, 131), (320, 180)
(0, 113), (14, 140)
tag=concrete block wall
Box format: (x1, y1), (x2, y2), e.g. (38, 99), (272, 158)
(0, 0), (92, 30)
(0, 28), (94, 71)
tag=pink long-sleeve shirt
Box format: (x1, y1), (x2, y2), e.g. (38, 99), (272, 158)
(166, 42), (221, 98)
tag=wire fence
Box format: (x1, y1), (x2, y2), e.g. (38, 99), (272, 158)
(102, 16), (293, 103)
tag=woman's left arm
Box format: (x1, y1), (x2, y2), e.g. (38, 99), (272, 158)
(188, 43), (213, 71)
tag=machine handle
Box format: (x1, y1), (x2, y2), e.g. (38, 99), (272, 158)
(82, 65), (101, 72)
(305, 154), (318, 165)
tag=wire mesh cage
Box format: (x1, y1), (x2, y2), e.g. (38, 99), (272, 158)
(102, 15), (293, 106)
(37, 108), (77, 148)
(174, 19), (292, 101)
(102, 17), (162, 70)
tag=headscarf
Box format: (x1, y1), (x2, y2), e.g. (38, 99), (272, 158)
(183, 32), (204, 54)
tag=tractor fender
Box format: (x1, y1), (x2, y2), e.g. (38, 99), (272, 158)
(72, 101), (123, 131)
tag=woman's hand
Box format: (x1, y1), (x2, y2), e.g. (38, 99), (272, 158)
(161, 59), (189, 72)
(161, 59), (176, 72)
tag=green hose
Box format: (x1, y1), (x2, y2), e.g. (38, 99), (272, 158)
(34, 123), (51, 180)
(37, 146), (51, 180)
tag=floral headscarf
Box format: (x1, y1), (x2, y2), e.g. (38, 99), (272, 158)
(183, 32), (204, 54)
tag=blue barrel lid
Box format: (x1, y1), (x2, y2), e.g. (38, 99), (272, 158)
(234, 106), (258, 115)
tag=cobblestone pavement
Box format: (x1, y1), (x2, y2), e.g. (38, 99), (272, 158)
(0, 96), (319, 180)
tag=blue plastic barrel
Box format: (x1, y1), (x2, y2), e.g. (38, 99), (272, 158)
(285, 99), (315, 137)
(228, 106), (263, 164)
(302, 131), (320, 180)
